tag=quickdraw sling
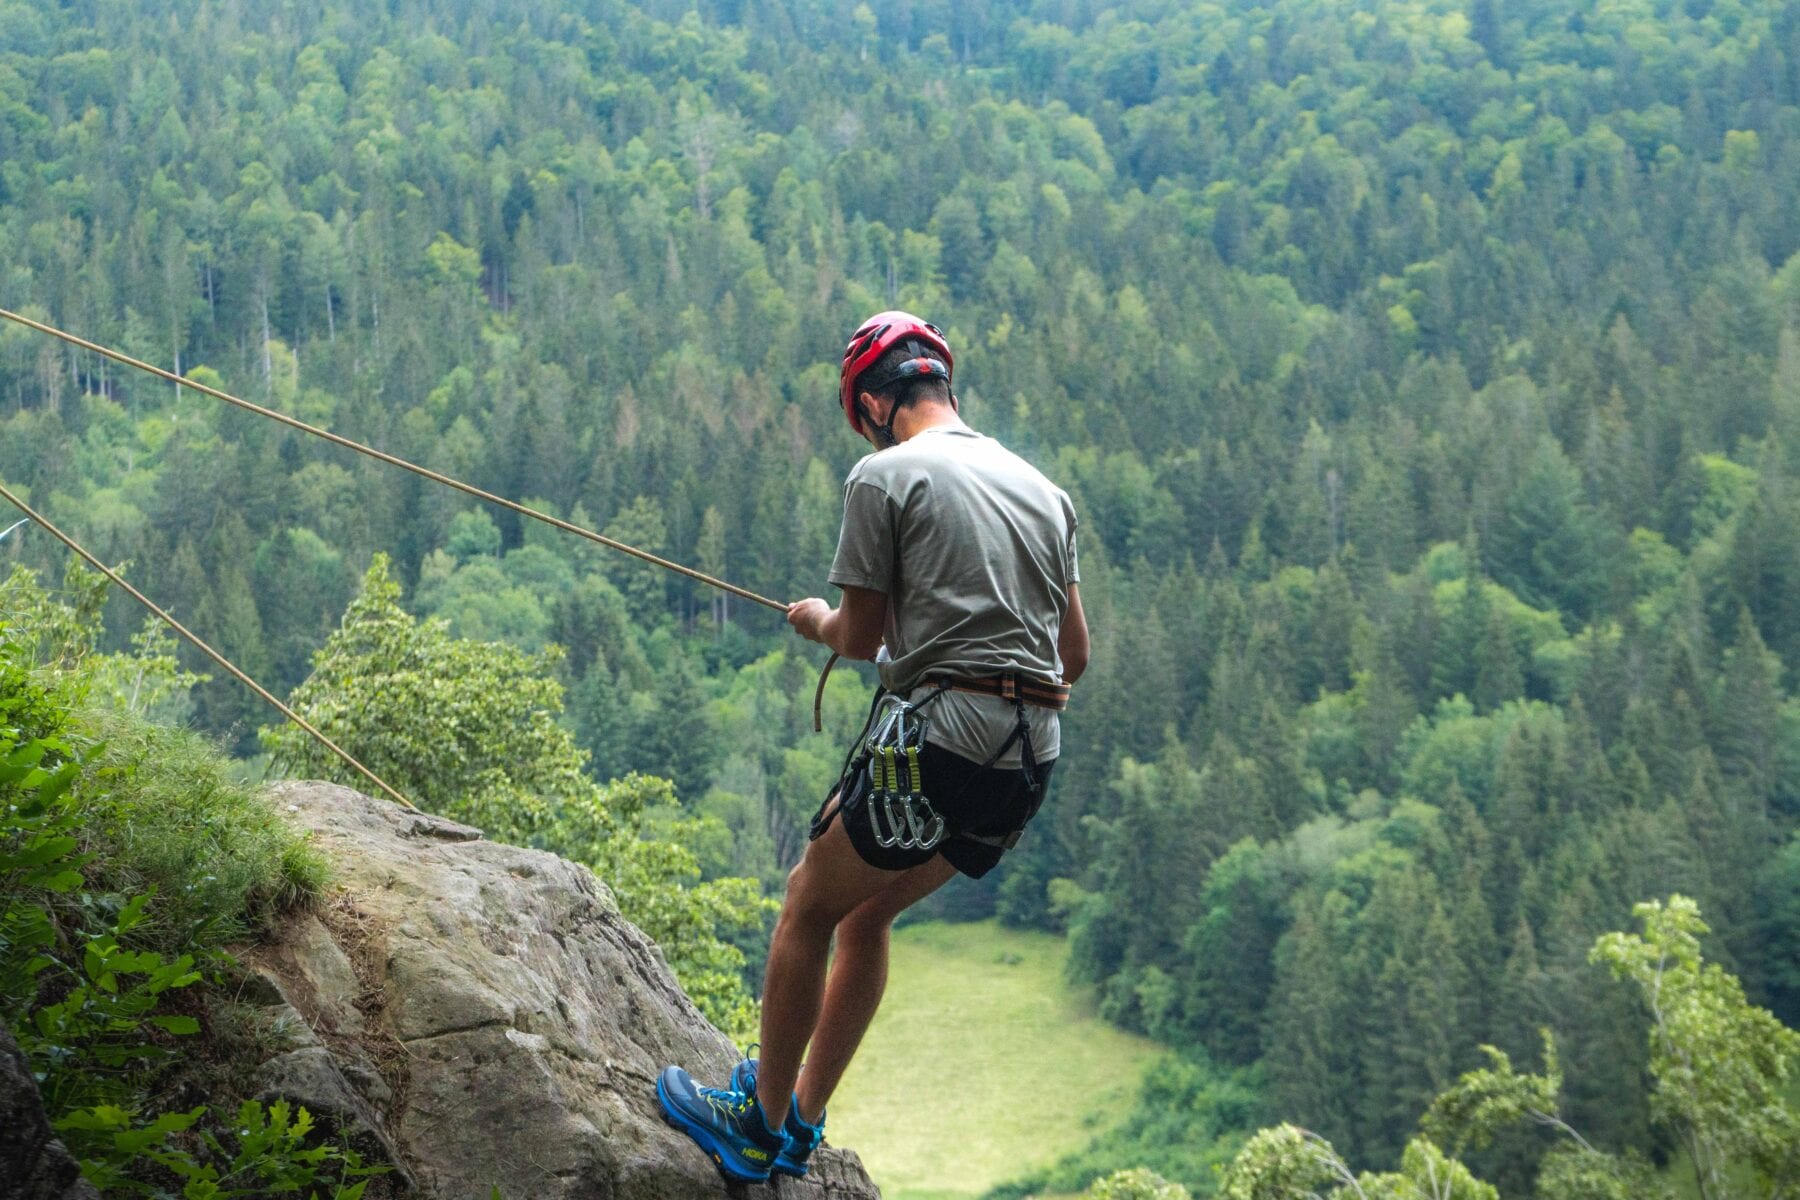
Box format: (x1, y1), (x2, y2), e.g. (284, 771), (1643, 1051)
(813, 671), (1068, 854)
(861, 691), (947, 851)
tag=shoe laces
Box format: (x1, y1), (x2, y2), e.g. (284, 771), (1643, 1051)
(697, 1084), (754, 1121)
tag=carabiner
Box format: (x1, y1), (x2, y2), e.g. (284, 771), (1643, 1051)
(913, 807), (945, 851)
(869, 795), (901, 848)
(885, 793), (916, 848)
(857, 694), (943, 853)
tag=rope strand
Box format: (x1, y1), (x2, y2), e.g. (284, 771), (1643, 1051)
(0, 307), (788, 613)
(0, 309), (854, 780)
(0, 479), (418, 811)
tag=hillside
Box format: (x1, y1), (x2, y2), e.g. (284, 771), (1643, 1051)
(827, 920), (1165, 1200)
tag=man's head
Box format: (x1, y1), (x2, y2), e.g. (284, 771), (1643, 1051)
(838, 311), (955, 447)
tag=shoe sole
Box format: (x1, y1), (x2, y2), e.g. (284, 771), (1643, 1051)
(655, 1073), (775, 1184)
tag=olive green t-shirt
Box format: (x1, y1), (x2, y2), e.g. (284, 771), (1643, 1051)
(827, 425), (1079, 766)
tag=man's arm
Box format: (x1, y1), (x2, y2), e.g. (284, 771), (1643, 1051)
(787, 586), (888, 660)
(1059, 583), (1090, 684)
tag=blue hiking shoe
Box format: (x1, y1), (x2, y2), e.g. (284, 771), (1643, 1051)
(730, 1056), (825, 1178)
(656, 1064), (785, 1183)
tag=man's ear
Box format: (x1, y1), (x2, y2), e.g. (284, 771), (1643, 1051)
(858, 390), (888, 426)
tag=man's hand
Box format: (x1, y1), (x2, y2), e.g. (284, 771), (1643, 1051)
(787, 587), (887, 659)
(787, 597), (832, 644)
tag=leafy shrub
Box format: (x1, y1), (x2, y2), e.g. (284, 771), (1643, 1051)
(269, 556), (774, 1036)
(1216, 897), (1795, 1200)
(23, 889), (202, 1115)
(3, 570), (357, 1196)
(1087, 1167), (1192, 1200)
(64, 1098), (385, 1200)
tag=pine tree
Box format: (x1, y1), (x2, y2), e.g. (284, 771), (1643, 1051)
(1539, 886), (1655, 1158)
(1265, 899), (1360, 1154)
(602, 495), (671, 626)
(1563, 697), (1617, 818)
(571, 652), (630, 781)
(1472, 606), (1524, 714)
(1711, 608), (1782, 802)
(629, 653), (716, 804)
(1679, 749), (1769, 944)
(1181, 840), (1283, 1065)
(1397, 570), (1441, 705)
(1492, 917), (1549, 1066)
(1448, 861), (1498, 1041)
(1359, 892), (1465, 1164)
(1435, 569), (1490, 702)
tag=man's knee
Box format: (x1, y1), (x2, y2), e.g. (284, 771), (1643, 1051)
(836, 902), (894, 949)
(780, 860), (846, 932)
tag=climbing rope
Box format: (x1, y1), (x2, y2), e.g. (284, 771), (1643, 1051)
(0, 478), (418, 811)
(814, 651), (841, 733)
(0, 308), (787, 613)
(0, 308), (857, 765)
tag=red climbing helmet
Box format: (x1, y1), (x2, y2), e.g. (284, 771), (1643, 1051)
(837, 310), (954, 436)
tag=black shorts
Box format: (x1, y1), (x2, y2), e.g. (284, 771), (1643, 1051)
(811, 741), (1057, 878)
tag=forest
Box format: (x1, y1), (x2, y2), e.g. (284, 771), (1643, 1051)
(3, 0), (1800, 1193)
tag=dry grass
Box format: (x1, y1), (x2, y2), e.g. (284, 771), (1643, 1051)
(314, 888), (413, 1123)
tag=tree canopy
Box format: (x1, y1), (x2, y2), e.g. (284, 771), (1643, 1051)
(3, 0), (1800, 1189)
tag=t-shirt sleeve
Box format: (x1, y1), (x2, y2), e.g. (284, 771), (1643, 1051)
(1063, 494), (1081, 586)
(828, 479), (899, 593)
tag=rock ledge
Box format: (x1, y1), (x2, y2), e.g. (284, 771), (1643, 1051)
(243, 781), (878, 1200)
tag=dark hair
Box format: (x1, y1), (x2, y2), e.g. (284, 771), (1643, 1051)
(859, 341), (952, 411)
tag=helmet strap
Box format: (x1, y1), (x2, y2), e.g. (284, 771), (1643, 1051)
(859, 397), (901, 448)
(858, 337), (929, 448)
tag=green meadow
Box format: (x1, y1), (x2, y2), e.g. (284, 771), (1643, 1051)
(826, 920), (1165, 1200)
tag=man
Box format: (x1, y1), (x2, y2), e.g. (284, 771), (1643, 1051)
(657, 311), (1089, 1183)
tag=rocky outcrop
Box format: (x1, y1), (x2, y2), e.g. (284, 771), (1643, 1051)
(241, 781), (878, 1200)
(0, 1026), (99, 1200)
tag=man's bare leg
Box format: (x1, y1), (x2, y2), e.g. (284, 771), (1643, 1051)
(754, 802), (952, 1130)
(792, 860), (955, 1124)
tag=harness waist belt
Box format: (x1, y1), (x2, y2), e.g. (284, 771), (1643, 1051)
(924, 672), (1071, 712)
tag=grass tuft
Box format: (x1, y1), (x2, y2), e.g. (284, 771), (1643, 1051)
(73, 705), (328, 951)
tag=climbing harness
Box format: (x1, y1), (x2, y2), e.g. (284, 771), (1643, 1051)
(812, 671), (1067, 853)
(925, 672), (1072, 712)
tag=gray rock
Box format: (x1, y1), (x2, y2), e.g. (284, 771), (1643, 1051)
(252, 781), (880, 1200)
(251, 1041), (411, 1188)
(0, 1026), (100, 1200)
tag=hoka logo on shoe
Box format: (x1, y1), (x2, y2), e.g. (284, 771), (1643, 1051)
(746, 1147), (772, 1162)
